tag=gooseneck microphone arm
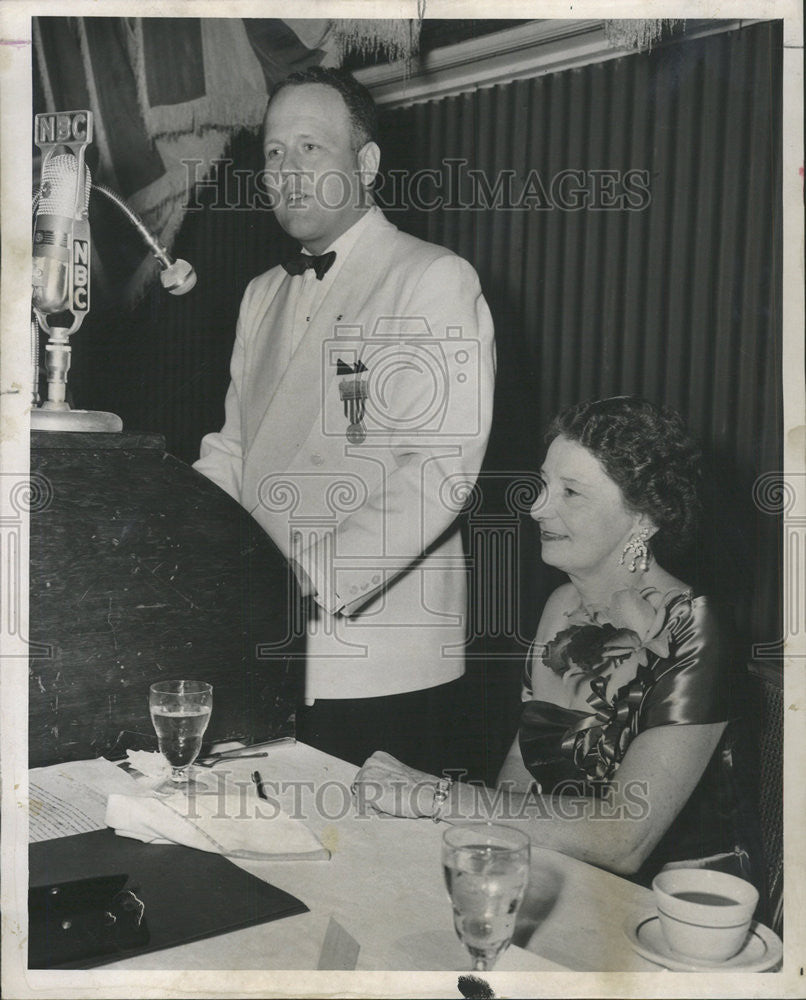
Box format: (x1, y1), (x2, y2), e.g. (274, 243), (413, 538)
(32, 182), (197, 296)
(92, 183), (197, 295)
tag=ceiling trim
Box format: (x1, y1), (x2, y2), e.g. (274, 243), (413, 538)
(355, 18), (766, 108)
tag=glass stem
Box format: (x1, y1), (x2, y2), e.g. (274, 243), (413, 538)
(472, 956), (488, 972)
(171, 767), (187, 783)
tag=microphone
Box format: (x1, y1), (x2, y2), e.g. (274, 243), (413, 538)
(158, 255), (197, 296)
(32, 153), (91, 315)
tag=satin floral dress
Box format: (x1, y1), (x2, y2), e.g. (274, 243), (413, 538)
(518, 588), (762, 888)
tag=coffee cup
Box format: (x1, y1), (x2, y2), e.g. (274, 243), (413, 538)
(652, 868), (759, 963)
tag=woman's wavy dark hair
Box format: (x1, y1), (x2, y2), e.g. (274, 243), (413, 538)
(545, 396), (702, 557)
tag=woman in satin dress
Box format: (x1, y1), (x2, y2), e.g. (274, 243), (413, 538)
(354, 396), (760, 889)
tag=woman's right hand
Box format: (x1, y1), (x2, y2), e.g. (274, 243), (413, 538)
(352, 750), (442, 818)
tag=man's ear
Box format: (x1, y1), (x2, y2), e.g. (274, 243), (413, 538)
(357, 141), (381, 189)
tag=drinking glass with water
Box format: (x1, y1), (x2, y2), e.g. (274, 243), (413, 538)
(442, 823), (530, 971)
(149, 679), (213, 793)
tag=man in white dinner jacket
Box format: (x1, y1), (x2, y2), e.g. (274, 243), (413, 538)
(194, 67), (495, 770)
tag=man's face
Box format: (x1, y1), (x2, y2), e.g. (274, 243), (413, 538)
(262, 83), (377, 254)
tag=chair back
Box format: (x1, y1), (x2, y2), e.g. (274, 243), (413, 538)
(747, 659), (783, 938)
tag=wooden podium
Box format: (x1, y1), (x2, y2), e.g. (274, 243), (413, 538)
(29, 431), (303, 767)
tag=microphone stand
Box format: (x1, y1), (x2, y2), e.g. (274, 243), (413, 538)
(31, 110), (195, 433)
(31, 187), (197, 432)
(31, 152), (123, 432)
(32, 323), (122, 433)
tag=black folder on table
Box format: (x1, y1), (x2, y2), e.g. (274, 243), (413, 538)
(29, 828), (308, 968)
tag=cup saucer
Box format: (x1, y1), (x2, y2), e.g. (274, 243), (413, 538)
(623, 910), (782, 972)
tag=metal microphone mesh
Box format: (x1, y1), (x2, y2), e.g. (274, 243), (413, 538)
(39, 154), (91, 217)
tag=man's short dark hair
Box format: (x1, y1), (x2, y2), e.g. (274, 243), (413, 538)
(268, 66), (379, 149)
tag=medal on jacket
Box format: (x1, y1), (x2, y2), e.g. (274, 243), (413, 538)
(336, 359), (368, 444)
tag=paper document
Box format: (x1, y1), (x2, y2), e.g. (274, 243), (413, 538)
(28, 757), (143, 842)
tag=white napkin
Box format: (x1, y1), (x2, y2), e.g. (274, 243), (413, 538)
(124, 749), (171, 780)
(105, 780), (330, 862)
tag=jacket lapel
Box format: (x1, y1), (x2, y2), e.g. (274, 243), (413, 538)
(244, 274), (298, 445)
(247, 212), (399, 474)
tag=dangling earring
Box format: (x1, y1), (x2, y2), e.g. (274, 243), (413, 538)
(620, 527), (652, 573)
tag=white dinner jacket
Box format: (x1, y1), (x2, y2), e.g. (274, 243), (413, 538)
(195, 209), (496, 700)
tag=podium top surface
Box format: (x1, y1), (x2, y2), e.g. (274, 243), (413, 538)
(31, 431), (166, 451)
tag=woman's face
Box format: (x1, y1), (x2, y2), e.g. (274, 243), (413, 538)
(530, 435), (645, 577)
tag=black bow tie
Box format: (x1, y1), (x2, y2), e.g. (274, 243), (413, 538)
(282, 250), (336, 281)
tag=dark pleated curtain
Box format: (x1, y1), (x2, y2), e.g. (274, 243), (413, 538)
(377, 20), (782, 654)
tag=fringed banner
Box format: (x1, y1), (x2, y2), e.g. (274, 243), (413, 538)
(123, 18), (271, 303)
(133, 19), (269, 140)
(603, 19), (684, 52)
(329, 19), (424, 65)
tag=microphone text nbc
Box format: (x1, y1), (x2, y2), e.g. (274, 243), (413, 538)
(35, 111), (92, 146)
(72, 239), (89, 312)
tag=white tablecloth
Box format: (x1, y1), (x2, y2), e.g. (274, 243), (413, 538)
(97, 742), (657, 972)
